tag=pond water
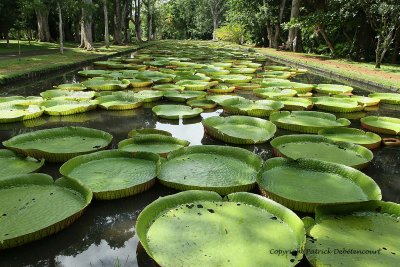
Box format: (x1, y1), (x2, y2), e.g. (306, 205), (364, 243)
(0, 53), (399, 267)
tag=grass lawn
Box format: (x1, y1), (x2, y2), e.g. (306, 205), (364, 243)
(0, 41), (141, 84)
(255, 47), (400, 91)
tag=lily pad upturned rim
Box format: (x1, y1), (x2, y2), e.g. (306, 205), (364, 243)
(202, 115), (276, 144)
(368, 92), (400, 104)
(270, 134), (373, 169)
(96, 95), (143, 110)
(314, 84), (353, 94)
(312, 97), (365, 113)
(270, 111), (351, 133)
(152, 104), (203, 119)
(158, 145), (263, 194)
(40, 99), (98, 116)
(128, 128), (172, 138)
(360, 116), (400, 135)
(258, 157), (382, 213)
(318, 128), (382, 149)
(136, 190), (306, 267)
(0, 173), (92, 249)
(3, 126), (113, 162)
(0, 149), (45, 178)
(60, 150), (160, 199)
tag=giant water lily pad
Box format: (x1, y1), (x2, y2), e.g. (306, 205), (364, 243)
(152, 105), (203, 119)
(361, 116), (400, 135)
(314, 84), (353, 95)
(206, 95), (244, 104)
(125, 78), (153, 88)
(0, 96), (43, 107)
(221, 98), (283, 117)
(277, 97), (314, 111)
(175, 80), (211, 90)
(350, 95), (380, 106)
(187, 99), (217, 109)
(258, 158), (381, 213)
(3, 127), (113, 162)
(163, 91), (206, 102)
(134, 90), (164, 102)
(128, 128), (172, 138)
(159, 145), (262, 194)
(207, 84), (235, 93)
(318, 128), (382, 149)
(40, 90), (95, 101)
(203, 116), (276, 144)
(213, 75), (252, 83)
(270, 111), (350, 133)
(41, 99), (97, 116)
(271, 134), (373, 169)
(97, 94), (143, 110)
(53, 83), (87, 91)
(261, 71), (293, 79)
(81, 79), (130, 91)
(369, 92), (400, 104)
(152, 84), (184, 91)
(118, 134), (190, 156)
(60, 150), (160, 199)
(312, 97), (365, 112)
(261, 81), (313, 93)
(0, 173), (92, 249)
(136, 71), (175, 83)
(305, 201), (400, 266)
(0, 105), (43, 123)
(0, 149), (44, 178)
(254, 87), (297, 99)
(78, 70), (110, 77)
(136, 190), (305, 267)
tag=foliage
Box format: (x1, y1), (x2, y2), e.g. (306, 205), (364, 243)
(215, 23), (245, 44)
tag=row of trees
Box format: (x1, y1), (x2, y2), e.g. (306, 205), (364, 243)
(1, 0), (399, 67)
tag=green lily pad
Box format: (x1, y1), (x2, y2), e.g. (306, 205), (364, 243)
(187, 99), (217, 109)
(81, 79), (130, 91)
(206, 95), (244, 105)
(203, 115), (276, 144)
(368, 92), (400, 104)
(207, 84), (235, 93)
(136, 71), (175, 83)
(152, 104), (203, 119)
(3, 126), (113, 162)
(314, 84), (353, 95)
(0, 96), (43, 107)
(0, 105), (43, 123)
(270, 111), (351, 133)
(41, 99), (97, 116)
(221, 98), (283, 117)
(361, 116), (400, 135)
(277, 97), (314, 111)
(197, 67), (230, 76)
(350, 95), (380, 106)
(125, 78), (153, 88)
(213, 75), (252, 83)
(152, 84), (185, 91)
(318, 128), (382, 149)
(270, 134), (373, 169)
(233, 83), (261, 90)
(53, 83), (87, 91)
(229, 67), (257, 74)
(305, 201), (400, 267)
(0, 174), (92, 249)
(78, 69), (110, 77)
(159, 145), (262, 194)
(134, 90), (164, 102)
(312, 97), (365, 112)
(254, 87), (298, 99)
(0, 149), (44, 178)
(175, 80), (211, 90)
(97, 94), (143, 110)
(128, 128), (172, 138)
(265, 65), (291, 71)
(261, 71), (293, 79)
(40, 90), (95, 101)
(136, 190), (305, 267)
(261, 81), (313, 93)
(60, 150), (160, 200)
(163, 91), (206, 102)
(118, 134), (190, 156)
(258, 158), (381, 213)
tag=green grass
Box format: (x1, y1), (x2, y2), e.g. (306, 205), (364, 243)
(0, 41), (142, 83)
(0, 40), (61, 54)
(256, 47), (400, 91)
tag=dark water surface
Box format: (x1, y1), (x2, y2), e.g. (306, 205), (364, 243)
(0, 55), (399, 267)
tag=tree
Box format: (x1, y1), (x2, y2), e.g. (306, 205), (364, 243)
(79, 0), (94, 50)
(57, 1), (63, 53)
(33, 0), (53, 42)
(133, 0), (143, 41)
(286, 0), (300, 51)
(359, 0), (400, 68)
(103, 0), (110, 48)
(207, 0), (226, 40)
(0, 0), (18, 45)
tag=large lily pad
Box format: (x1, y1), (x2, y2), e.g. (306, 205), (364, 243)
(270, 111), (350, 133)
(318, 128), (382, 149)
(0, 96), (43, 107)
(258, 158), (381, 213)
(136, 71), (175, 83)
(312, 97), (365, 112)
(163, 91), (206, 102)
(254, 87), (297, 99)
(97, 94), (143, 110)
(361, 116), (400, 135)
(261, 80), (313, 93)
(203, 115), (276, 144)
(152, 104), (203, 119)
(136, 190), (305, 267)
(40, 90), (95, 101)
(277, 97), (314, 111)
(221, 98), (283, 117)
(207, 84), (235, 93)
(134, 90), (164, 102)
(128, 128), (172, 138)
(60, 150), (160, 200)
(206, 95), (244, 104)
(270, 134), (373, 169)
(369, 92), (400, 104)
(0, 105), (43, 123)
(175, 80), (211, 90)
(53, 83), (87, 91)
(81, 79), (130, 91)
(41, 99), (97, 116)
(3, 127), (113, 162)
(78, 69), (110, 77)
(213, 75), (252, 83)
(125, 78), (153, 88)
(159, 145), (262, 194)
(314, 84), (353, 95)
(152, 84), (185, 91)
(118, 134), (190, 156)
(0, 149), (44, 178)
(0, 174), (92, 249)
(305, 201), (400, 266)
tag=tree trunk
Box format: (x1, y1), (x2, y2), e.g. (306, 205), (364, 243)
(79, 0), (94, 50)
(124, 1), (132, 43)
(318, 25), (335, 54)
(133, 0), (142, 42)
(114, 0), (123, 44)
(391, 28), (400, 64)
(212, 18), (218, 41)
(103, 0), (110, 48)
(57, 2), (64, 54)
(147, 0), (153, 41)
(286, 0), (300, 51)
(35, 8), (51, 42)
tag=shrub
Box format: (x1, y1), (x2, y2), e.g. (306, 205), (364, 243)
(215, 23), (245, 44)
